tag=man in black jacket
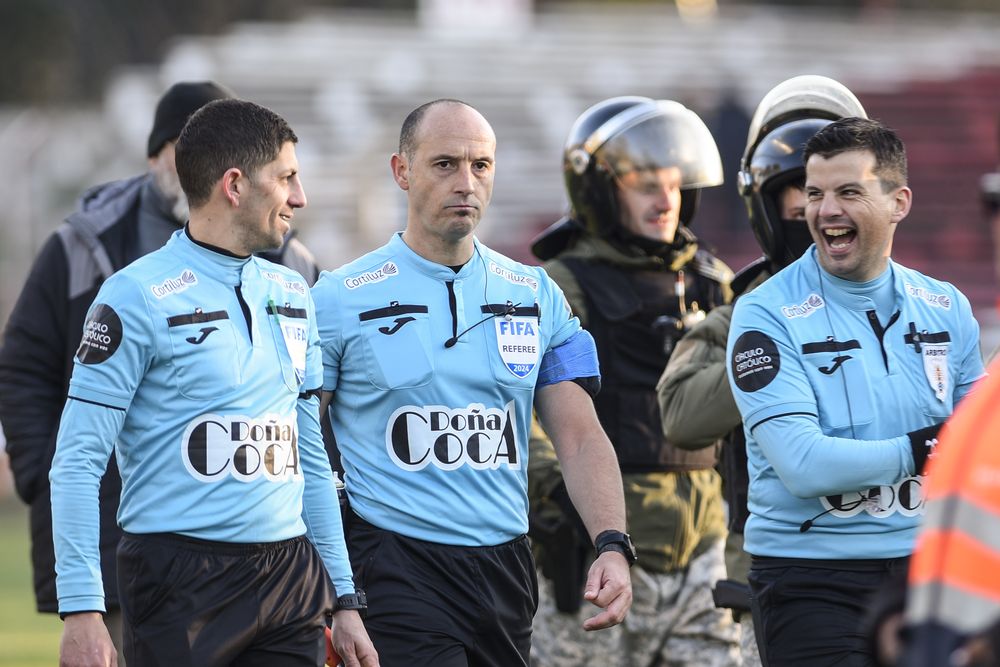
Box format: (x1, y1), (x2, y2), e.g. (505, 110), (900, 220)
(0, 80), (320, 665)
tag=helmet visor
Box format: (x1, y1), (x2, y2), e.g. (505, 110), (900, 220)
(593, 101), (723, 190)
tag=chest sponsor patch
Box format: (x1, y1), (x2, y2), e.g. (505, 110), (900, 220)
(344, 261), (398, 290)
(181, 413), (300, 482)
(905, 283), (952, 309)
(731, 330), (780, 392)
(489, 262), (538, 292)
(495, 316), (539, 378)
(151, 269), (197, 299)
(817, 478), (925, 522)
(76, 303), (123, 364)
(385, 401), (520, 471)
(260, 270), (305, 295)
(781, 293), (825, 319)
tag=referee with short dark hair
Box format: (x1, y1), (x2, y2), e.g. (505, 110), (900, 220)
(50, 99), (378, 667)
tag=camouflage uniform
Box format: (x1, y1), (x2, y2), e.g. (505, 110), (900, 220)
(529, 235), (740, 667)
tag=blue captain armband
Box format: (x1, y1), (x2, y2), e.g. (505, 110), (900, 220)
(537, 330), (601, 395)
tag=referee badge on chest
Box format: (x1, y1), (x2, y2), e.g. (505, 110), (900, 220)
(281, 322), (307, 384)
(495, 316), (539, 379)
(922, 342), (949, 402)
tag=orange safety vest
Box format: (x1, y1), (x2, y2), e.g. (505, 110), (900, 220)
(907, 358), (1000, 642)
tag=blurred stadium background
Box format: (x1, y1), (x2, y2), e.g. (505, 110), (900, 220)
(1, 0), (1000, 659)
(4, 1), (1000, 477)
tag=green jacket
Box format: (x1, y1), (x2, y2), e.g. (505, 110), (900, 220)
(529, 234), (729, 573)
(656, 267), (770, 449)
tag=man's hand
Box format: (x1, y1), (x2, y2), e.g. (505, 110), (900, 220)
(331, 609), (379, 667)
(581, 551), (633, 631)
(59, 612), (116, 667)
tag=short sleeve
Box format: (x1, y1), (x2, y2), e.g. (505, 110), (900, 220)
(311, 272), (343, 391)
(726, 296), (818, 431)
(68, 273), (156, 410)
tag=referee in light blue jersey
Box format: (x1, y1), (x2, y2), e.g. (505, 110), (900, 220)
(313, 99), (634, 667)
(726, 118), (985, 666)
(49, 99), (377, 667)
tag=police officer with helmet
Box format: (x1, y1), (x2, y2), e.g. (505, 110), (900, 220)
(657, 75), (870, 666)
(528, 97), (739, 667)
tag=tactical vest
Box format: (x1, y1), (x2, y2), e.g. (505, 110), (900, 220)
(562, 254), (725, 473)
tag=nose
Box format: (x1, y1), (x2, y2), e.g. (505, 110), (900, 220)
(453, 164), (475, 194)
(816, 192), (842, 219)
(289, 175), (307, 209)
(654, 185), (676, 212)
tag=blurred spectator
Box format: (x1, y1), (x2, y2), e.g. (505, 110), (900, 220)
(976, 125), (1000, 360)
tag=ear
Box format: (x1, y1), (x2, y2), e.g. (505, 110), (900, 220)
(221, 167), (244, 207)
(890, 185), (912, 224)
(390, 153), (409, 191)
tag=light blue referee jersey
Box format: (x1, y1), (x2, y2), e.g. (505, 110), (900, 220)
(50, 229), (353, 615)
(313, 233), (581, 546)
(726, 248), (984, 560)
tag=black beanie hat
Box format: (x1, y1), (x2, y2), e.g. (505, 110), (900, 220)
(146, 81), (234, 157)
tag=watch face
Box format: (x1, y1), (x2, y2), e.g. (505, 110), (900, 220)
(596, 531), (637, 565)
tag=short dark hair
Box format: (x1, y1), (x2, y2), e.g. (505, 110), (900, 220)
(175, 99), (298, 208)
(803, 117), (907, 192)
(398, 98), (471, 159)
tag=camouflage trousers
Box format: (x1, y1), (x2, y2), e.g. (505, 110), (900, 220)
(531, 539), (741, 667)
(725, 533), (761, 667)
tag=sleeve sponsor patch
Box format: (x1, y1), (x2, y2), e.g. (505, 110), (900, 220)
(731, 330), (780, 392)
(76, 303), (123, 365)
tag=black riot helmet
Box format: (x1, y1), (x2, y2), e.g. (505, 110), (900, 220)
(738, 75), (867, 267)
(562, 96), (723, 241)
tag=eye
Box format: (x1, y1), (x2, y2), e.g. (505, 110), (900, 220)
(473, 161), (492, 172)
(434, 160), (453, 169)
(805, 190), (822, 201)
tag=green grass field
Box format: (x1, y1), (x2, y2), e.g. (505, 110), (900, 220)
(0, 497), (61, 666)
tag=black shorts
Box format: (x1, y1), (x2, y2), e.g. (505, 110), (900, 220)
(348, 513), (537, 667)
(748, 555), (909, 667)
(117, 532), (333, 667)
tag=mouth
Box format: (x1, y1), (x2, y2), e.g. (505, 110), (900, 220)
(447, 204), (478, 217)
(820, 226), (857, 253)
(645, 216), (675, 227)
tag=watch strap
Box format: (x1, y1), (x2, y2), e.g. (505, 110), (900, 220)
(335, 590), (368, 618)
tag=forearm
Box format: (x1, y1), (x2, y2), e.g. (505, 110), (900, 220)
(658, 358), (740, 448)
(558, 431), (626, 541)
(50, 398), (122, 614)
(0, 284), (70, 499)
(535, 382), (625, 541)
(298, 391), (354, 596)
(754, 415), (914, 498)
(657, 308), (740, 448)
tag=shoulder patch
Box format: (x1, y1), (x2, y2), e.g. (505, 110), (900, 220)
(344, 261), (398, 290)
(489, 261), (538, 292)
(76, 304), (123, 365)
(151, 269), (198, 299)
(781, 293), (825, 319)
(692, 250), (734, 285)
(731, 330), (780, 392)
(260, 269), (306, 295)
(905, 283), (952, 310)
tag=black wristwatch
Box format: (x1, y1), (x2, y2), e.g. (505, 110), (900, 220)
(594, 530), (638, 567)
(335, 590), (368, 618)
